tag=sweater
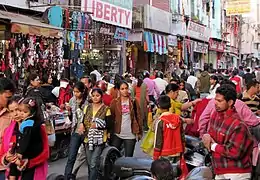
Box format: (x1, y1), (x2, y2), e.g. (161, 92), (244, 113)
(153, 112), (184, 160)
(209, 109), (253, 175)
(241, 91), (260, 114)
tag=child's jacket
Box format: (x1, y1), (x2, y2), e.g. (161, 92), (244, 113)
(153, 112), (184, 160)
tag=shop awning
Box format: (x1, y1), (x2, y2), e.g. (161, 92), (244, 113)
(0, 10), (62, 38)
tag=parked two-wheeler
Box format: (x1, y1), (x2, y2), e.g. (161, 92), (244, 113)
(98, 135), (212, 180)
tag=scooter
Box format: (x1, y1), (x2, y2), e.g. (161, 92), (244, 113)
(98, 135), (212, 180)
(120, 166), (213, 180)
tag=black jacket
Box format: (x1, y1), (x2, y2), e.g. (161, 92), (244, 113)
(39, 85), (57, 104)
(25, 87), (44, 105)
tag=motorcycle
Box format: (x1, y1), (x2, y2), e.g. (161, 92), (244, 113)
(98, 135), (212, 180)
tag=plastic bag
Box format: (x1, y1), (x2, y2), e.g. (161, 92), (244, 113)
(140, 129), (155, 156)
(48, 133), (56, 147)
(147, 111), (153, 129)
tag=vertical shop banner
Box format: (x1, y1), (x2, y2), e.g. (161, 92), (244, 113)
(81, 0), (133, 29)
(226, 0), (251, 16)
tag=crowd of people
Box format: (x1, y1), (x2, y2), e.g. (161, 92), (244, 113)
(0, 63), (259, 180)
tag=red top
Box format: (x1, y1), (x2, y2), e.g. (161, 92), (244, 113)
(230, 76), (242, 93)
(153, 113), (184, 160)
(185, 98), (210, 137)
(58, 86), (72, 108)
(102, 94), (113, 106)
(150, 75), (156, 80)
(134, 86), (141, 104)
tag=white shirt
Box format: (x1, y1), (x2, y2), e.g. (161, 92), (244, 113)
(187, 75), (198, 89)
(90, 70), (102, 81)
(207, 83), (220, 99)
(153, 78), (168, 94)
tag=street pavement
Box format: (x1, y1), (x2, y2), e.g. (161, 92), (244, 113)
(48, 140), (150, 179)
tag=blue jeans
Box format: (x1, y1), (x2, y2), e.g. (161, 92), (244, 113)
(85, 144), (104, 180)
(64, 132), (84, 180)
(0, 170), (5, 180)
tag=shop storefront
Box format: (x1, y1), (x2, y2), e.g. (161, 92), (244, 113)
(82, 23), (128, 77)
(0, 10), (62, 96)
(224, 45), (239, 69)
(143, 31), (168, 71)
(190, 40), (209, 69)
(171, 16), (187, 64)
(167, 35), (178, 73)
(208, 38), (225, 69)
(81, 0), (133, 76)
(186, 21), (211, 69)
(129, 4), (171, 73)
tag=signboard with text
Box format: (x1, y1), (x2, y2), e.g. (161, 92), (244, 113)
(81, 0), (133, 29)
(193, 41), (208, 54)
(168, 35), (178, 46)
(187, 21), (211, 42)
(209, 39), (225, 52)
(226, 0), (251, 16)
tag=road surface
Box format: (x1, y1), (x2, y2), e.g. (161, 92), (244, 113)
(48, 140), (149, 179)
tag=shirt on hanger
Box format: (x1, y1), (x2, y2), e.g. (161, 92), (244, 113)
(48, 6), (63, 27)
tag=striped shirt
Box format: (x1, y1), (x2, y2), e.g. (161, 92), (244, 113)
(241, 92), (260, 113)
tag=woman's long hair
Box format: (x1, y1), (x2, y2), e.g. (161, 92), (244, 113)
(42, 74), (50, 85)
(137, 75), (144, 87)
(210, 75), (219, 90)
(74, 81), (88, 108)
(114, 74), (123, 90)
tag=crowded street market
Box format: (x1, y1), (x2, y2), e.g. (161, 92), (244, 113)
(0, 0), (259, 180)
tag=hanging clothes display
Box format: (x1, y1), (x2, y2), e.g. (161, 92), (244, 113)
(143, 31), (168, 55)
(48, 6), (63, 27)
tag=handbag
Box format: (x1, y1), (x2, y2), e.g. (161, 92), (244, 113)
(140, 129), (155, 156)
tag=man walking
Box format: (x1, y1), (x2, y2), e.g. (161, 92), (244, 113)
(202, 85), (253, 180)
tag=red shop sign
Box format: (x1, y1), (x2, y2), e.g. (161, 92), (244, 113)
(209, 39), (225, 52)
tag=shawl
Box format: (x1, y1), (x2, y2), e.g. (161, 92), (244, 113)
(83, 104), (108, 142)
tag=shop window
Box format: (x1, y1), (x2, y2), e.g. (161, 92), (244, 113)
(171, 0), (178, 13)
(206, 2), (210, 13)
(212, 0), (215, 19)
(193, 52), (200, 63)
(191, 0), (195, 17)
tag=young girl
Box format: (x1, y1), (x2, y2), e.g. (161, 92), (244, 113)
(110, 81), (142, 157)
(207, 75), (220, 99)
(64, 81), (88, 179)
(78, 88), (112, 180)
(4, 97), (48, 180)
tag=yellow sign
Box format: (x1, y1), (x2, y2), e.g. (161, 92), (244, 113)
(226, 0), (251, 16)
